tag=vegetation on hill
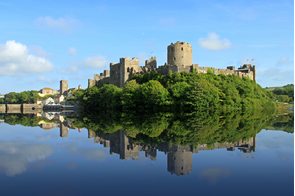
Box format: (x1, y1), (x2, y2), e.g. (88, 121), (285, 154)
(265, 84), (294, 103)
(3, 91), (39, 104)
(80, 71), (275, 113)
(2, 90), (64, 104)
(65, 89), (85, 100)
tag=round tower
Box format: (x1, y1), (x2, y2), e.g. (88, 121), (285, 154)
(167, 151), (192, 176)
(167, 41), (192, 66)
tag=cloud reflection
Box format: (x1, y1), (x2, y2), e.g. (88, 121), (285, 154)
(0, 141), (55, 177)
(199, 167), (232, 184)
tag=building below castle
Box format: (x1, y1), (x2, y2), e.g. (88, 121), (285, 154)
(37, 80), (76, 104)
(88, 41), (256, 88)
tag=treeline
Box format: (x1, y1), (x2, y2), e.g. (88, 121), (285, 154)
(75, 108), (280, 146)
(2, 91), (57, 104)
(3, 91), (39, 104)
(3, 114), (56, 127)
(266, 84), (294, 103)
(80, 71), (275, 113)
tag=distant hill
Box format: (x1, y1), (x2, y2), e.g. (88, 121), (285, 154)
(264, 84), (294, 102)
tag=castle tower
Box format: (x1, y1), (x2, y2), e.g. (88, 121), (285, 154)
(60, 80), (69, 95)
(167, 151), (192, 176)
(167, 41), (192, 66)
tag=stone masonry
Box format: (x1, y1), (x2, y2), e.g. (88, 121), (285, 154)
(88, 41), (256, 88)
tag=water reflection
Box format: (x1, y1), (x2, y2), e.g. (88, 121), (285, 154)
(1, 110), (287, 177)
(0, 141), (55, 176)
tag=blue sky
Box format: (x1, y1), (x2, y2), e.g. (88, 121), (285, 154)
(0, 0), (293, 94)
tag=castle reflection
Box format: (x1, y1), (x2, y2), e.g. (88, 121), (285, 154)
(33, 112), (256, 176)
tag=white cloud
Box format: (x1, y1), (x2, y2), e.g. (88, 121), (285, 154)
(28, 45), (53, 57)
(67, 47), (77, 55)
(159, 17), (176, 27)
(0, 141), (55, 177)
(83, 55), (109, 69)
(34, 16), (81, 34)
(82, 148), (109, 161)
(37, 76), (53, 83)
(60, 62), (78, 75)
(0, 40), (55, 75)
(198, 33), (233, 51)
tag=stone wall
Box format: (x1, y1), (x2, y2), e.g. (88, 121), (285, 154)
(23, 104), (43, 113)
(87, 41), (256, 89)
(0, 104), (5, 113)
(60, 80), (69, 95)
(145, 57), (157, 70)
(167, 41), (192, 66)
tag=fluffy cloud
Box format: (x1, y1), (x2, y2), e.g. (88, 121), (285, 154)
(0, 141), (55, 177)
(198, 33), (233, 50)
(28, 45), (53, 57)
(37, 76), (54, 83)
(0, 40), (55, 75)
(83, 55), (109, 69)
(82, 148), (109, 161)
(67, 47), (77, 55)
(34, 16), (81, 34)
(59, 62), (78, 75)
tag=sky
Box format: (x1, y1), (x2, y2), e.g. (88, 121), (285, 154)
(0, 0), (293, 94)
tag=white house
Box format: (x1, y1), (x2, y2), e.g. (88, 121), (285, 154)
(43, 97), (55, 105)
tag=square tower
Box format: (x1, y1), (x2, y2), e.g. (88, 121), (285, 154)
(60, 80), (69, 95)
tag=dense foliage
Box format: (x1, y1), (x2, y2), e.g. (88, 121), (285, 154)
(80, 71), (275, 113)
(4, 91), (39, 104)
(3, 114), (47, 127)
(77, 107), (283, 146)
(266, 84), (294, 102)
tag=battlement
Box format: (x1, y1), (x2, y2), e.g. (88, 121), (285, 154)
(87, 41), (256, 89)
(120, 57), (139, 64)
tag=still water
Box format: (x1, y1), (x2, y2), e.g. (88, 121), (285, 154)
(0, 112), (293, 196)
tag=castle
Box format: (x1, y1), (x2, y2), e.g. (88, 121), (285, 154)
(88, 41), (256, 88)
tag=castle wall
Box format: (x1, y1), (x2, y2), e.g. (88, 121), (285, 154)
(145, 57), (157, 70)
(121, 57), (141, 88)
(157, 64), (178, 75)
(87, 41), (256, 89)
(110, 62), (121, 88)
(96, 77), (110, 86)
(88, 79), (95, 88)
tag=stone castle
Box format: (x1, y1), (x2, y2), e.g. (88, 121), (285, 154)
(88, 41), (256, 88)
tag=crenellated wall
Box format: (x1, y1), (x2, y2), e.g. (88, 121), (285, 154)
(87, 41), (256, 89)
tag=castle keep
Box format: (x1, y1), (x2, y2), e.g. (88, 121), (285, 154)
(88, 41), (256, 88)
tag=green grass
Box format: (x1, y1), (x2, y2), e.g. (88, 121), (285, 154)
(264, 86), (283, 91)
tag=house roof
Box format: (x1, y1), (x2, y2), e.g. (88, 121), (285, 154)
(42, 87), (53, 90)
